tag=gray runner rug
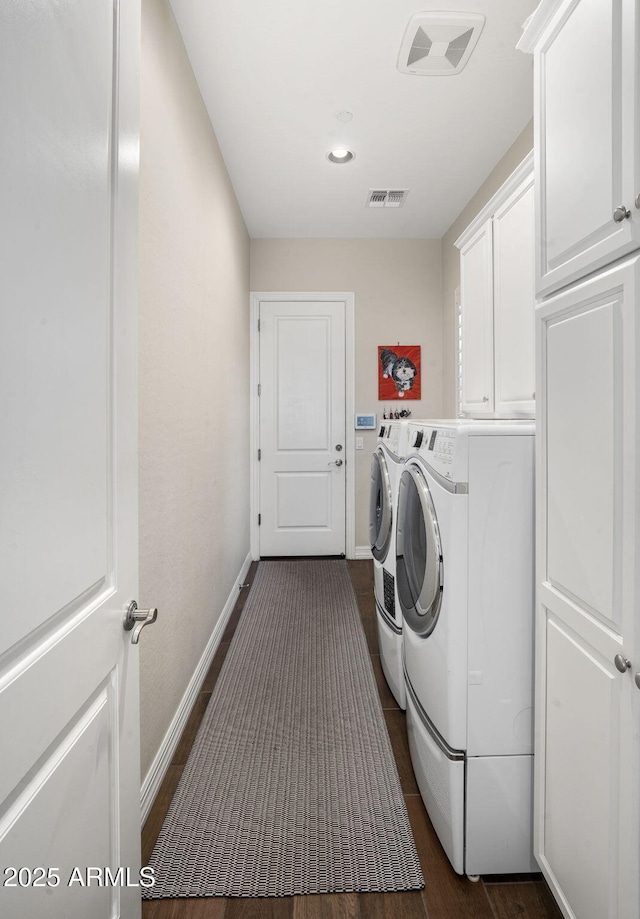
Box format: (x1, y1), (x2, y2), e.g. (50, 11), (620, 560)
(144, 559), (424, 899)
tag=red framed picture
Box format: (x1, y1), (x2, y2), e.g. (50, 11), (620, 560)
(378, 345), (421, 400)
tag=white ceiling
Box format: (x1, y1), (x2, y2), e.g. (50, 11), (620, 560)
(169, 0), (538, 239)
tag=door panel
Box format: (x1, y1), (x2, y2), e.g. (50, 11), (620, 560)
(275, 317), (332, 450)
(546, 296), (618, 625)
(543, 617), (619, 919)
(259, 300), (346, 556)
(0, 2), (142, 916)
(0, 680), (119, 918)
(276, 472), (333, 527)
(1, 0), (114, 653)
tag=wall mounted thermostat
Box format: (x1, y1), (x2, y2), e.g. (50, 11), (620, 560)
(355, 414), (377, 430)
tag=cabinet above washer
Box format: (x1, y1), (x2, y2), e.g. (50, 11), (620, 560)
(456, 154), (535, 419)
(518, 0), (640, 297)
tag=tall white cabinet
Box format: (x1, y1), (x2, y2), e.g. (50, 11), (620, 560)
(520, 3), (640, 918)
(456, 154), (535, 418)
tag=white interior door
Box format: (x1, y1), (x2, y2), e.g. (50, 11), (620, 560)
(0, 3), (143, 917)
(258, 299), (346, 556)
(535, 256), (640, 919)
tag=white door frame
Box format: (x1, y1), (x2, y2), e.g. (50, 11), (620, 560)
(250, 292), (355, 560)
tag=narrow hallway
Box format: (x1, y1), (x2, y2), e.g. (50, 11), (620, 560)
(142, 561), (561, 919)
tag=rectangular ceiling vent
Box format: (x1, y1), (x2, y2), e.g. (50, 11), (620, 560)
(367, 189), (409, 208)
(398, 12), (485, 76)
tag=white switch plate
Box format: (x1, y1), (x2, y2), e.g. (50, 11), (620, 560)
(356, 437), (364, 450)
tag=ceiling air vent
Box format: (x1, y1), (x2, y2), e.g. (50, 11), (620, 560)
(397, 12), (485, 76)
(367, 189), (409, 208)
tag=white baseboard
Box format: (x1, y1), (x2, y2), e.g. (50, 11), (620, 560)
(140, 550), (253, 824)
(354, 545), (373, 560)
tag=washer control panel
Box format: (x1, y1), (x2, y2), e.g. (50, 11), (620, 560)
(408, 425), (458, 481)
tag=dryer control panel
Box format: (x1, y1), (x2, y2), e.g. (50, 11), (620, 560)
(377, 420), (407, 459)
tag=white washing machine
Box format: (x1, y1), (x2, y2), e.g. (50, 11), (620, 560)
(396, 419), (537, 877)
(369, 419), (408, 709)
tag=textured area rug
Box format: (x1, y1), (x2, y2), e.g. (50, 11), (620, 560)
(144, 559), (424, 898)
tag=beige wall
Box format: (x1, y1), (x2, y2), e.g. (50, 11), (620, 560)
(139, 0), (250, 780)
(441, 121), (534, 416)
(250, 239), (443, 549)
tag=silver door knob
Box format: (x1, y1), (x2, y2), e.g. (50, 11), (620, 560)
(124, 601), (158, 644)
(482, 396), (489, 403)
(636, 193), (640, 209)
(614, 653), (631, 673)
(635, 673), (640, 690)
(613, 205), (631, 223)
(329, 458), (343, 467)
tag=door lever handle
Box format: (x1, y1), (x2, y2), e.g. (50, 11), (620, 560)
(328, 458), (343, 467)
(124, 601), (158, 644)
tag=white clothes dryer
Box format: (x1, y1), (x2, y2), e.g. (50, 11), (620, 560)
(369, 419), (408, 708)
(396, 419), (537, 877)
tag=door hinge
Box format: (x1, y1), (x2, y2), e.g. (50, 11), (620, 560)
(258, 383), (261, 397)
(258, 514), (261, 526)
(258, 449), (261, 461)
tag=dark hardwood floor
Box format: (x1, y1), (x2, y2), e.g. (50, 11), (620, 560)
(142, 560), (563, 919)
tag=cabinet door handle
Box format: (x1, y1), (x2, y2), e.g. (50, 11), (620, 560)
(613, 205), (631, 223)
(482, 396), (489, 403)
(614, 653), (632, 673)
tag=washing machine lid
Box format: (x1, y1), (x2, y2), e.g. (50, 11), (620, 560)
(396, 462), (443, 636)
(369, 447), (393, 562)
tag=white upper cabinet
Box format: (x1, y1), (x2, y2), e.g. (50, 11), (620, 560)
(459, 218), (495, 415)
(456, 156), (535, 419)
(520, 0), (640, 296)
(493, 176), (536, 415)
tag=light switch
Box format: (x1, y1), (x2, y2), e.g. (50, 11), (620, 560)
(356, 437), (364, 450)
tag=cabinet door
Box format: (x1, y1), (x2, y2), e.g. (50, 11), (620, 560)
(493, 174), (535, 416)
(460, 219), (494, 415)
(535, 256), (640, 919)
(535, 0), (640, 296)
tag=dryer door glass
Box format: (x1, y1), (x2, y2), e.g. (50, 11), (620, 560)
(369, 448), (393, 562)
(397, 464), (443, 636)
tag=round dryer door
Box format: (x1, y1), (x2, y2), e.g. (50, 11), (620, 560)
(396, 462), (443, 636)
(369, 447), (393, 562)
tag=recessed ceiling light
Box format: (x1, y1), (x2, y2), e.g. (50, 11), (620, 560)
(327, 149), (355, 164)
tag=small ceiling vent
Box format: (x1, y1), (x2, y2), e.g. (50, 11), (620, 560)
(367, 189), (409, 208)
(397, 12), (485, 76)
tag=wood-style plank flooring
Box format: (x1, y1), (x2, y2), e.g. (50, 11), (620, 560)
(142, 560), (563, 919)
